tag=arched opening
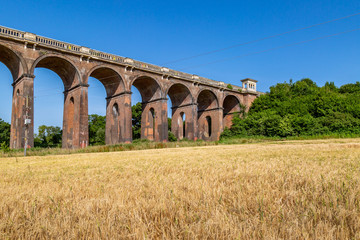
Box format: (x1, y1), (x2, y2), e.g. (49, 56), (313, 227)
(149, 108), (155, 140)
(180, 112), (186, 140)
(167, 83), (193, 140)
(88, 67), (125, 145)
(0, 44), (26, 149)
(223, 95), (241, 129)
(197, 89), (219, 140)
(33, 68), (64, 148)
(112, 103), (119, 117)
(32, 56), (83, 149)
(0, 62), (13, 148)
(131, 76), (163, 141)
(68, 97), (75, 137)
(131, 86), (142, 140)
(205, 116), (212, 137)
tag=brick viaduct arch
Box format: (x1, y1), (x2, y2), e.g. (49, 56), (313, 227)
(223, 94), (242, 129)
(167, 83), (195, 140)
(0, 26), (260, 149)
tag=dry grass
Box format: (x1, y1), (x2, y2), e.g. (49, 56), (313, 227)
(1, 139), (360, 239)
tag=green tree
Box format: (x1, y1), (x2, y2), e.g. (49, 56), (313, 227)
(0, 118), (11, 147)
(339, 82), (360, 94)
(168, 117), (172, 131)
(132, 102), (142, 139)
(88, 114), (106, 145)
(34, 125), (62, 148)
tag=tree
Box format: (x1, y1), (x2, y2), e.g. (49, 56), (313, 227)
(34, 125), (62, 148)
(168, 117), (172, 131)
(132, 102), (142, 139)
(88, 114), (106, 145)
(339, 82), (360, 94)
(0, 118), (11, 147)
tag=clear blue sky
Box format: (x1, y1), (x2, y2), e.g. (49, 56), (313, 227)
(0, 0), (359, 132)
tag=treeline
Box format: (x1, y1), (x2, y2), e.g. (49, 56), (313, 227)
(0, 102), (175, 149)
(222, 79), (360, 138)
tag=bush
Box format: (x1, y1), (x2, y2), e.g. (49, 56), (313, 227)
(0, 118), (10, 147)
(34, 125), (62, 148)
(132, 139), (150, 144)
(168, 131), (177, 142)
(89, 114), (106, 145)
(220, 127), (235, 139)
(227, 84), (233, 90)
(1, 141), (10, 153)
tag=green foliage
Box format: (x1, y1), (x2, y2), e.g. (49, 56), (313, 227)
(168, 117), (172, 131)
(339, 82), (360, 94)
(227, 84), (233, 90)
(0, 118), (10, 147)
(1, 141), (10, 153)
(222, 78), (360, 139)
(238, 103), (247, 118)
(132, 138), (150, 144)
(88, 114), (106, 145)
(34, 125), (62, 148)
(168, 131), (177, 142)
(132, 102), (142, 140)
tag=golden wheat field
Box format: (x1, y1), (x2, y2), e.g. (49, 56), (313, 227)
(1, 139), (360, 239)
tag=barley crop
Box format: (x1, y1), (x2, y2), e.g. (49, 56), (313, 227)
(1, 139), (360, 239)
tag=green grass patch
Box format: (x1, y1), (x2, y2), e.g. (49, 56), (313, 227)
(2, 134), (360, 158)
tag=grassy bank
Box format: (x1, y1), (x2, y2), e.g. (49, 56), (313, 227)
(2, 134), (360, 158)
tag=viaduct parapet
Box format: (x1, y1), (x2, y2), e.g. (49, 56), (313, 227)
(0, 25), (261, 149)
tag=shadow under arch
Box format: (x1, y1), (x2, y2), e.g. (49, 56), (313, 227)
(0, 43), (27, 81)
(167, 83), (195, 140)
(31, 54), (81, 90)
(197, 89), (219, 111)
(131, 75), (167, 142)
(87, 65), (125, 96)
(223, 95), (241, 129)
(131, 75), (163, 102)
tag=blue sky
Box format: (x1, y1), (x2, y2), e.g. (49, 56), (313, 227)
(0, 0), (359, 131)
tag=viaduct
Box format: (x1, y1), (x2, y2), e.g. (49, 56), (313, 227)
(0, 25), (260, 149)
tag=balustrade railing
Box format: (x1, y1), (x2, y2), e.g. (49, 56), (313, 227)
(0, 26), (23, 39)
(36, 36), (67, 49)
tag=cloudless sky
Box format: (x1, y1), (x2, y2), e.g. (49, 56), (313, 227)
(0, 0), (359, 131)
